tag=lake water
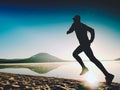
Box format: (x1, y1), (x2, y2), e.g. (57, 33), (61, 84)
(0, 61), (120, 83)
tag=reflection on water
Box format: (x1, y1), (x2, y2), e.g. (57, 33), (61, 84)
(0, 68), (40, 75)
(0, 61), (120, 83)
(0, 62), (64, 74)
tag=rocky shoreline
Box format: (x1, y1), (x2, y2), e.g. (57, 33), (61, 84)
(0, 72), (119, 90)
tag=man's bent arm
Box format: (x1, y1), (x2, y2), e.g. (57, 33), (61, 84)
(89, 28), (95, 43)
(67, 23), (75, 34)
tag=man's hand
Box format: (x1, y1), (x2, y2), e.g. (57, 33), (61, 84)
(89, 40), (92, 43)
(66, 23), (74, 35)
(89, 40), (93, 44)
(66, 31), (70, 34)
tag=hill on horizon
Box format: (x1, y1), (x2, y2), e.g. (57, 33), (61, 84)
(0, 53), (67, 63)
(115, 58), (120, 60)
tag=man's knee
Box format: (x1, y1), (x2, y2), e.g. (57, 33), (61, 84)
(72, 51), (78, 58)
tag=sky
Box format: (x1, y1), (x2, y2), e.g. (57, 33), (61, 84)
(0, 0), (120, 60)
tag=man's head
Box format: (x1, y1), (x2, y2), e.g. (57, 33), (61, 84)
(73, 15), (80, 23)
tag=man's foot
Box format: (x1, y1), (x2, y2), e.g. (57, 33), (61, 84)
(80, 67), (89, 75)
(105, 74), (114, 85)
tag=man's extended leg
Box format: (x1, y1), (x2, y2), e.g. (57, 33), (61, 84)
(73, 45), (88, 75)
(84, 46), (114, 85)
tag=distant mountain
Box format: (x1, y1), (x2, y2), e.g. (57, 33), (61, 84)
(28, 53), (65, 62)
(0, 53), (67, 63)
(115, 58), (120, 61)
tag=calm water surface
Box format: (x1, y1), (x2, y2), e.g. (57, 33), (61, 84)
(0, 61), (119, 83)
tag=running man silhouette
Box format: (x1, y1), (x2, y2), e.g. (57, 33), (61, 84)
(66, 15), (114, 85)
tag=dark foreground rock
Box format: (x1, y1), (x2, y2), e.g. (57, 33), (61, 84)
(0, 72), (119, 90)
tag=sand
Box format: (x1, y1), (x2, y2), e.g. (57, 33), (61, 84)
(0, 72), (119, 90)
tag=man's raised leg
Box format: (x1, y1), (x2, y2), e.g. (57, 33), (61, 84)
(73, 45), (88, 75)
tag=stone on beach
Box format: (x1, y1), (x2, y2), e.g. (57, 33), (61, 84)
(0, 72), (120, 90)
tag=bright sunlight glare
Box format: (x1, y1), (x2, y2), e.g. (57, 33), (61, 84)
(83, 71), (100, 89)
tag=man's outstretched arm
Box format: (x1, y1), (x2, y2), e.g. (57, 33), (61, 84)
(66, 23), (75, 34)
(88, 28), (95, 43)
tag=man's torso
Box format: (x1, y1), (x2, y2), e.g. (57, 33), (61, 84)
(73, 23), (90, 45)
